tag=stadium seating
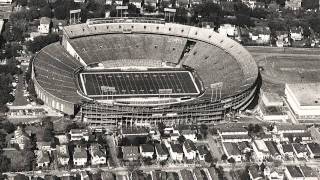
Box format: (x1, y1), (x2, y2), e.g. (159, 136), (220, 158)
(183, 42), (244, 97)
(33, 43), (82, 103)
(68, 34), (187, 66)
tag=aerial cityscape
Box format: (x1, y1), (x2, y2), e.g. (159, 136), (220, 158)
(0, 0), (320, 179)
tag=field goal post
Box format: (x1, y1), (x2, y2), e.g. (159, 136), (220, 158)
(101, 86), (116, 100)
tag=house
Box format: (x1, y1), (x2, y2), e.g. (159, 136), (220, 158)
(249, 26), (271, 44)
(38, 17), (51, 34)
(122, 146), (139, 161)
(237, 141), (251, 154)
(121, 127), (149, 137)
(282, 132), (312, 142)
(222, 142), (242, 162)
(292, 143), (309, 159)
(248, 164), (263, 180)
(252, 140), (269, 162)
(181, 129), (197, 142)
(281, 143), (295, 158)
(221, 134), (252, 142)
(275, 31), (289, 47)
(218, 126), (248, 136)
(182, 139), (197, 160)
(265, 141), (282, 160)
(284, 166), (318, 180)
(155, 143), (169, 161)
(10, 126), (30, 150)
(149, 129), (160, 141)
(129, 0), (142, 8)
(218, 24), (238, 38)
(299, 166), (319, 180)
(36, 150), (50, 168)
(274, 124), (306, 134)
(56, 145), (69, 166)
(139, 144), (154, 158)
(69, 129), (89, 141)
(290, 26), (303, 41)
(144, 0), (157, 8)
(285, 166), (303, 180)
(197, 145), (208, 161)
(55, 133), (68, 144)
(90, 144), (106, 165)
(73, 147), (87, 166)
(285, 0), (302, 10)
(37, 141), (51, 151)
(264, 168), (284, 180)
(169, 143), (184, 161)
(307, 143), (320, 159)
(163, 127), (181, 141)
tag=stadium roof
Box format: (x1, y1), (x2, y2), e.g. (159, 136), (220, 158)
(286, 83), (320, 106)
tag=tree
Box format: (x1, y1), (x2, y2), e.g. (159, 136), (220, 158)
(200, 124), (208, 139)
(40, 5), (52, 18)
(1, 121), (16, 134)
(228, 157), (236, 163)
(26, 33), (60, 53)
(177, 135), (186, 144)
(16, 0), (28, 6)
(54, 5), (68, 20)
(221, 154), (228, 161)
(144, 3), (155, 12)
(28, 0), (48, 8)
(254, 124), (262, 133)
(260, 163), (266, 172)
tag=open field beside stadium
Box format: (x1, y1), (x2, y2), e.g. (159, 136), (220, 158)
(254, 54), (320, 95)
(80, 71), (200, 97)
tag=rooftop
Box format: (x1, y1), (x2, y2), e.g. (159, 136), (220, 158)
(286, 83), (320, 106)
(307, 143), (320, 154)
(40, 17), (51, 25)
(292, 143), (308, 153)
(300, 166), (318, 177)
(183, 139), (197, 152)
(141, 144), (154, 153)
(170, 143), (183, 153)
(286, 166), (303, 178)
(282, 143), (294, 153)
(73, 147), (87, 159)
(122, 146), (139, 160)
(223, 142), (241, 156)
(155, 144), (169, 155)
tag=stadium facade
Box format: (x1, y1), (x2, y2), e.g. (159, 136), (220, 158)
(32, 18), (259, 130)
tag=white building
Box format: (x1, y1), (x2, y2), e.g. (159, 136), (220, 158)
(73, 147), (87, 166)
(218, 24), (238, 37)
(0, 0), (12, 4)
(139, 144), (154, 158)
(222, 142), (242, 162)
(252, 140), (269, 162)
(290, 26), (303, 41)
(36, 150), (50, 168)
(155, 143), (169, 161)
(168, 143), (183, 161)
(258, 91), (288, 122)
(10, 126), (30, 150)
(38, 17), (51, 34)
(285, 83), (320, 122)
(90, 144), (106, 165)
(182, 140), (197, 160)
(181, 129), (197, 142)
(69, 129), (89, 141)
(56, 145), (70, 166)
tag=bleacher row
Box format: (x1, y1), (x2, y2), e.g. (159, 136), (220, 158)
(63, 22), (257, 87)
(183, 42), (245, 97)
(33, 43), (83, 103)
(69, 34), (186, 66)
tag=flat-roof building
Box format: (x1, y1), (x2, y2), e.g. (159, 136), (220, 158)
(285, 83), (320, 122)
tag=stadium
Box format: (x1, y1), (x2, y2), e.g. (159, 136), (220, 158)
(31, 18), (259, 130)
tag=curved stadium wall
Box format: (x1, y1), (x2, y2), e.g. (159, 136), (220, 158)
(32, 18), (259, 130)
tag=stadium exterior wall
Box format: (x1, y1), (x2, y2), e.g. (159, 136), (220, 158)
(31, 59), (76, 115)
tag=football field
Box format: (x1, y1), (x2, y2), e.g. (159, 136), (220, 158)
(80, 71), (200, 97)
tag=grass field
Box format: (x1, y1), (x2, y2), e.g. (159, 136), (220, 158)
(80, 71), (200, 97)
(259, 55), (320, 84)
